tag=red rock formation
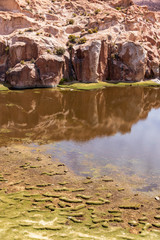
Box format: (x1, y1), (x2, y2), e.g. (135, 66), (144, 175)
(133, 0), (160, 11)
(0, 0), (159, 88)
(6, 63), (39, 88)
(35, 55), (64, 87)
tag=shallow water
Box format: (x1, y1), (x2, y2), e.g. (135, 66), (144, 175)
(1, 87), (160, 191)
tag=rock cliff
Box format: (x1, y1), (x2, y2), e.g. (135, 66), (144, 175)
(0, 0), (159, 88)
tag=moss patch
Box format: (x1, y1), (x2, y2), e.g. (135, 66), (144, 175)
(0, 145), (160, 239)
(58, 80), (160, 91)
(0, 84), (9, 91)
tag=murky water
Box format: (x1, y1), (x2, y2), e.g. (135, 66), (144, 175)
(1, 87), (160, 191)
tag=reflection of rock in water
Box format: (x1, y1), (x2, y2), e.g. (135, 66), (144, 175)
(1, 87), (160, 144)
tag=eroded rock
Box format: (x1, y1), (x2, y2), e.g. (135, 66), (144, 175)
(0, 0), (159, 87)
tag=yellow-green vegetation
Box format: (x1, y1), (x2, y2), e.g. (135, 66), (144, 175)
(0, 145), (160, 240)
(58, 80), (160, 91)
(0, 84), (9, 91)
(0, 189), (160, 240)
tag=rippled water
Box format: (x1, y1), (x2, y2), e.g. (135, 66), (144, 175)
(1, 87), (160, 190)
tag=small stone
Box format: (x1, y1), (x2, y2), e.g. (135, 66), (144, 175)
(118, 188), (125, 191)
(128, 220), (138, 227)
(106, 193), (112, 198)
(155, 196), (160, 201)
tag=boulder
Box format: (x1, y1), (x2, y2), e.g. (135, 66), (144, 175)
(72, 40), (102, 82)
(6, 63), (39, 88)
(35, 54), (64, 86)
(110, 42), (147, 81)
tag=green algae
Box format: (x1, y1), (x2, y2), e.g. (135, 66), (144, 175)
(102, 222), (108, 228)
(34, 225), (62, 230)
(119, 204), (141, 210)
(36, 183), (51, 187)
(108, 210), (122, 214)
(58, 80), (160, 91)
(0, 84), (9, 91)
(58, 202), (71, 208)
(58, 182), (68, 186)
(83, 180), (93, 184)
(98, 197), (110, 203)
(71, 188), (85, 192)
(102, 178), (114, 182)
(118, 188), (125, 192)
(142, 223), (152, 230)
(128, 220), (138, 226)
(86, 200), (105, 205)
(34, 198), (52, 203)
(76, 194), (91, 200)
(152, 223), (160, 228)
(70, 204), (86, 211)
(54, 187), (70, 192)
(45, 205), (56, 211)
(0, 148), (160, 240)
(92, 218), (106, 223)
(70, 217), (83, 223)
(59, 197), (83, 203)
(111, 218), (123, 223)
(42, 193), (61, 198)
(0, 129), (11, 134)
(89, 223), (100, 229)
(106, 193), (112, 198)
(60, 212), (84, 217)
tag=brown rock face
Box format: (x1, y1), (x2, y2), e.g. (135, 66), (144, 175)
(35, 55), (64, 87)
(133, 0), (160, 11)
(111, 0), (133, 8)
(0, 0), (159, 88)
(0, 14), (32, 35)
(9, 42), (38, 68)
(6, 55), (65, 88)
(0, 42), (7, 77)
(72, 41), (148, 82)
(6, 63), (39, 88)
(0, 0), (20, 12)
(110, 42), (147, 81)
(72, 40), (102, 82)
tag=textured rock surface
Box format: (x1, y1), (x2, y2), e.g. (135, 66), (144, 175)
(6, 63), (39, 88)
(0, 0), (159, 88)
(35, 55), (64, 87)
(134, 0), (160, 11)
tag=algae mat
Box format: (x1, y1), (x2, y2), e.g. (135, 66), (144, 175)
(0, 145), (160, 240)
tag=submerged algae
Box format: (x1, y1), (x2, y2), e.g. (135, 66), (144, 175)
(0, 146), (160, 239)
(58, 80), (160, 91)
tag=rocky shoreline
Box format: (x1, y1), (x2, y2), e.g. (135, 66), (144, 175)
(0, 145), (160, 239)
(0, 0), (159, 88)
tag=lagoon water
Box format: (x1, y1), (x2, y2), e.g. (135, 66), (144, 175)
(1, 87), (160, 191)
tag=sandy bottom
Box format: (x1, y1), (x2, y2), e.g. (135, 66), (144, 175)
(0, 145), (160, 240)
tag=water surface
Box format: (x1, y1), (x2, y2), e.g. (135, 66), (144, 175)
(1, 87), (160, 191)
